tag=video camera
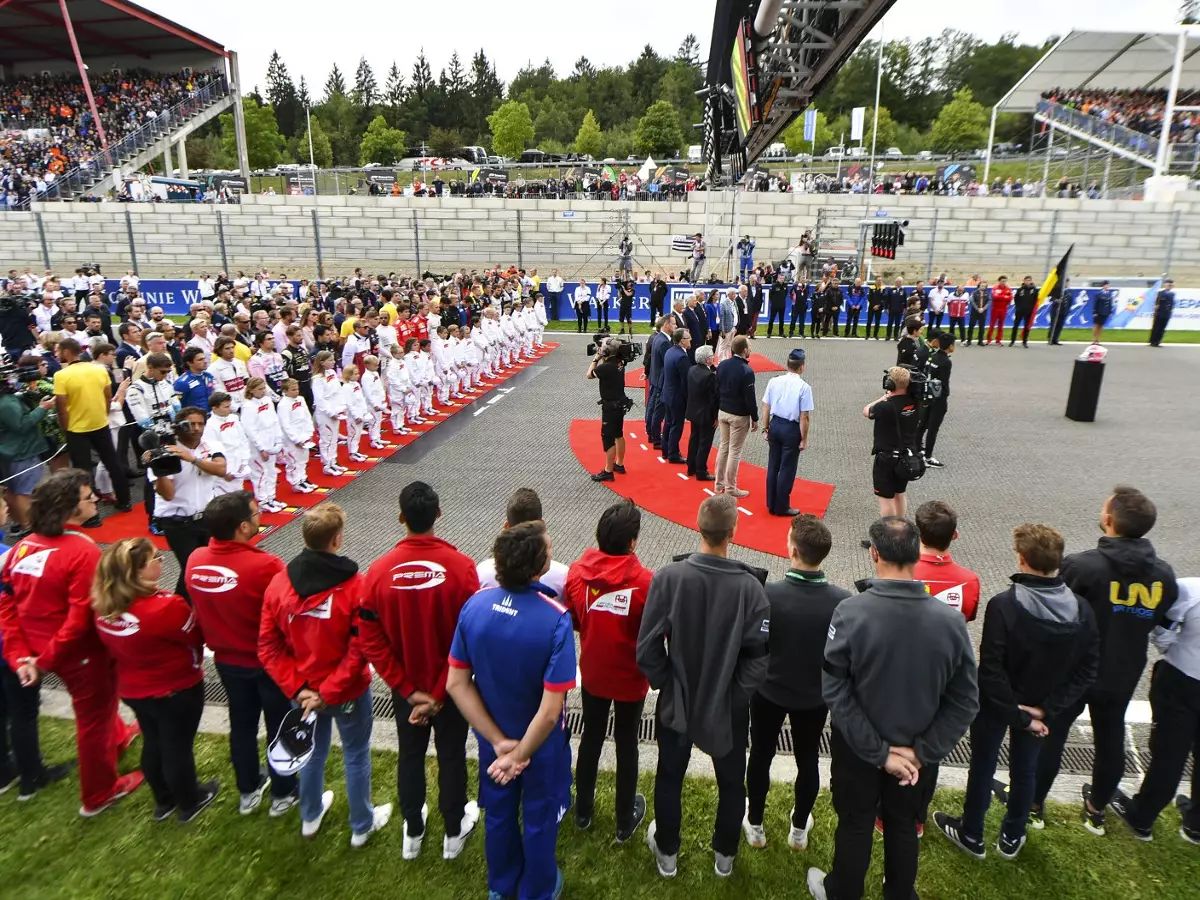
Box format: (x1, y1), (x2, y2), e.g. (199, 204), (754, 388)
(883, 365), (941, 407)
(586, 330), (641, 364)
(139, 423), (187, 476)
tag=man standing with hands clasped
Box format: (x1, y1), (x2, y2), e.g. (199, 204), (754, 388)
(808, 517), (978, 900)
(762, 349), (813, 517)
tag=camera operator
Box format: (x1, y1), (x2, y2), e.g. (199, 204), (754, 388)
(863, 367), (922, 520)
(147, 407), (228, 599)
(0, 291), (37, 358)
(128, 352), (179, 530)
(587, 339), (630, 483)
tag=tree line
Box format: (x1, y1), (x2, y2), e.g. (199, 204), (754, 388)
(184, 30), (1049, 171)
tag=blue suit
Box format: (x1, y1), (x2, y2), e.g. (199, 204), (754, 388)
(660, 345), (691, 460)
(648, 331), (671, 446)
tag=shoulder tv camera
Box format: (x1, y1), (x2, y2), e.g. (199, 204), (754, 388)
(139, 422), (188, 476)
(587, 330), (641, 364)
(883, 365), (940, 406)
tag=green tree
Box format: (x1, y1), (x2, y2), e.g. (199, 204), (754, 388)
(533, 95), (574, 146)
(487, 100), (535, 158)
(352, 57), (379, 108)
(219, 96), (284, 169)
(628, 45), (668, 109)
(573, 109), (602, 157)
(360, 114), (408, 165)
(781, 108), (832, 154)
(657, 59), (703, 138)
(297, 116), (333, 168)
(633, 99), (684, 157)
(861, 105), (898, 150)
(314, 91), (361, 165)
(429, 126), (461, 158)
(383, 62), (405, 109)
(601, 127), (633, 160)
(265, 51), (300, 138)
(323, 63), (346, 102)
(296, 75), (311, 108)
(930, 86), (989, 152)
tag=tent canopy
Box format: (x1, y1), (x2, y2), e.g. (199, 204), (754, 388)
(998, 28), (1200, 113)
(637, 156), (655, 181)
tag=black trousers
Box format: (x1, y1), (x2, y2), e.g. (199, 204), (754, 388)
(966, 309), (988, 343)
(948, 316), (967, 342)
(547, 292), (561, 322)
(822, 308), (840, 336)
(1048, 304), (1068, 343)
(686, 419), (715, 476)
(766, 303), (787, 336)
(124, 681), (206, 812)
(885, 309), (905, 340)
(789, 301), (808, 336)
(746, 694), (827, 828)
(928, 310), (945, 330)
(1034, 689), (1131, 809)
(1149, 314), (1171, 347)
(765, 416), (801, 515)
(918, 398), (947, 458)
(846, 308), (862, 335)
(810, 306), (823, 337)
(215, 662), (296, 798)
(653, 702), (748, 857)
(595, 302), (609, 328)
(65, 427), (130, 507)
(392, 691), (469, 838)
(156, 515), (211, 601)
(116, 418), (142, 477)
(865, 307), (883, 338)
(824, 728), (922, 900)
(1128, 662), (1200, 831)
(1010, 307), (1034, 345)
(649, 296), (664, 323)
(0, 661), (45, 793)
(575, 688), (645, 832)
(576, 306), (590, 333)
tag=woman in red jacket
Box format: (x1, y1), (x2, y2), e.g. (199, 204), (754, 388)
(259, 503), (392, 847)
(92, 538), (217, 823)
(563, 499), (654, 842)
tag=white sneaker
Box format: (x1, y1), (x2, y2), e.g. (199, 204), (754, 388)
(239, 775), (269, 815)
(269, 794), (298, 818)
(742, 809), (767, 848)
(403, 803), (429, 860)
(350, 803), (393, 848)
(443, 800), (480, 859)
(789, 809), (815, 851)
(302, 790), (334, 838)
(293, 482), (316, 494)
(322, 466), (342, 477)
(806, 867), (829, 900)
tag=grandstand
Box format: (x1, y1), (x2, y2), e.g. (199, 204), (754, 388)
(986, 28), (1200, 197)
(0, 0), (246, 207)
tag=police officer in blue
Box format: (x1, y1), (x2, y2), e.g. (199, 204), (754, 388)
(447, 521), (576, 900)
(1092, 279), (1116, 343)
(761, 348), (814, 517)
(1149, 278), (1175, 348)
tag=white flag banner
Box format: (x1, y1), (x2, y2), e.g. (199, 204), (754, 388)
(851, 107), (866, 142)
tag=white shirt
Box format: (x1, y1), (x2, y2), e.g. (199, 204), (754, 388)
(34, 304), (58, 333)
(148, 437), (225, 517)
(927, 287), (951, 313)
(197, 278), (215, 299)
(476, 557), (569, 599)
(762, 372), (814, 423)
(547, 275), (564, 293)
(573, 284), (592, 308)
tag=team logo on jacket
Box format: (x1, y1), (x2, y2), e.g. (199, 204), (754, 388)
(189, 565), (240, 593)
(588, 588), (632, 616)
(389, 561), (447, 590)
(927, 582), (965, 611)
(95, 611), (141, 636)
(298, 595), (334, 619)
(10, 547), (55, 578)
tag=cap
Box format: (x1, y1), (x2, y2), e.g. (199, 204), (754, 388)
(268, 708), (316, 776)
(788, 348), (807, 363)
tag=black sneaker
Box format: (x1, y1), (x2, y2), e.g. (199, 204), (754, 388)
(924, 457), (945, 468)
(153, 801), (178, 822)
(591, 470), (615, 482)
(179, 780), (220, 824)
(19, 760), (78, 800)
(932, 812), (985, 859)
(613, 464), (626, 474)
(1081, 783), (1106, 836)
(996, 831), (1026, 860)
(0, 765), (16, 794)
(1110, 791), (1152, 841)
(575, 806), (592, 830)
(616, 794), (647, 844)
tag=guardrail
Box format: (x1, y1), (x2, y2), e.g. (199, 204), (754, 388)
(1036, 99), (1200, 168)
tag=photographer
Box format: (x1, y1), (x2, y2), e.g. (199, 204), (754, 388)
(148, 407), (228, 599)
(127, 352), (179, 531)
(587, 339), (630, 483)
(0, 292), (37, 357)
(863, 367), (922, 520)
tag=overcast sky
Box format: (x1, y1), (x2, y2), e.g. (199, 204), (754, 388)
(144, 0), (1185, 94)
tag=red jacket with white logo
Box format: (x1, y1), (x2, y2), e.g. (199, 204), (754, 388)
(258, 550), (370, 705)
(0, 530), (104, 672)
(94, 591), (204, 699)
(359, 534), (480, 701)
(914, 551), (981, 622)
(564, 548), (654, 702)
(186, 539), (286, 669)
(990, 284), (1013, 308)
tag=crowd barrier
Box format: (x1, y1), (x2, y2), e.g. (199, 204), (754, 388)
(105, 280), (1200, 331)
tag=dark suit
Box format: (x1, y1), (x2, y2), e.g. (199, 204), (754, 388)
(649, 279), (668, 322)
(685, 364), (718, 477)
(746, 285), (765, 336)
(766, 281), (788, 336)
(682, 306), (706, 359)
(660, 344), (691, 461)
(648, 331), (671, 446)
(735, 294), (750, 335)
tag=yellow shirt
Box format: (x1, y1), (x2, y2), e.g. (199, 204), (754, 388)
(381, 302), (398, 325)
(53, 361), (111, 433)
(531, 276), (541, 292)
(340, 317), (359, 339)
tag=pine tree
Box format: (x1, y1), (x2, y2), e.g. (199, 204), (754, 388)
(297, 75), (311, 108)
(411, 51), (434, 99)
(323, 63), (346, 101)
(572, 56), (596, 81)
(676, 34), (701, 69)
(353, 57), (378, 108)
(265, 51), (299, 138)
(443, 51), (466, 94)
(383, 62), (405, 108)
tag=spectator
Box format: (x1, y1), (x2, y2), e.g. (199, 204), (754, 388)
(475, 487), (569, 597)
(0, 362), (55, 538)
(259, 503), (393, 845)
(684, 344), (719, 481)
(564, 499), (653, 842)
(359, 481), (481, 861)
(637, 493), (770, 878)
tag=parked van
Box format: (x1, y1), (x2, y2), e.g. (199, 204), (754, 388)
(687, 144), (702, 163)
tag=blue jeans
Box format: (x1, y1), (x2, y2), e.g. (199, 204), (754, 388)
(961, 704), (1043, 841)
(298, 689), (375, 834)
(740, 261), (752, 280)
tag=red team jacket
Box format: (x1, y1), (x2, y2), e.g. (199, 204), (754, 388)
(358, 534), (480, 702)
(258, 567), (371, 705)
(0, 531), (103, 672)
(990, 283), (1013, 309)
(186, 540), (286, 669)
(914, 551), (981, 622)
(563, 549), (654, 702)
(94, 591), (204, 699)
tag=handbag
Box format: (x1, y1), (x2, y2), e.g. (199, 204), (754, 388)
(890, 398), (925, 481)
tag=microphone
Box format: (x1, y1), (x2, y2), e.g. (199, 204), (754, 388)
(138, 429), (161, 452)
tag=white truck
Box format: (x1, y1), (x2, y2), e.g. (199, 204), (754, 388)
(687, 145), (702, 163)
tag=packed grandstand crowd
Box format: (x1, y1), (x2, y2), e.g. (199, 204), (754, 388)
(0, 68), (219, 208)
(1041, 87), (1200, 142)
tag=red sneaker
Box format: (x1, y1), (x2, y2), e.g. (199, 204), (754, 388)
(119, 720), (142, 753)
(79, 771), (144, 818)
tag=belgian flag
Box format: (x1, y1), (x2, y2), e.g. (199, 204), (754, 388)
(1037, 244), (1074, 314)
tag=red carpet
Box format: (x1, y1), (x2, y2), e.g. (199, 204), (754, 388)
(568, 420), (835, 558)
(99, 344), (560, 549)
(623, 352), (783, 388)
